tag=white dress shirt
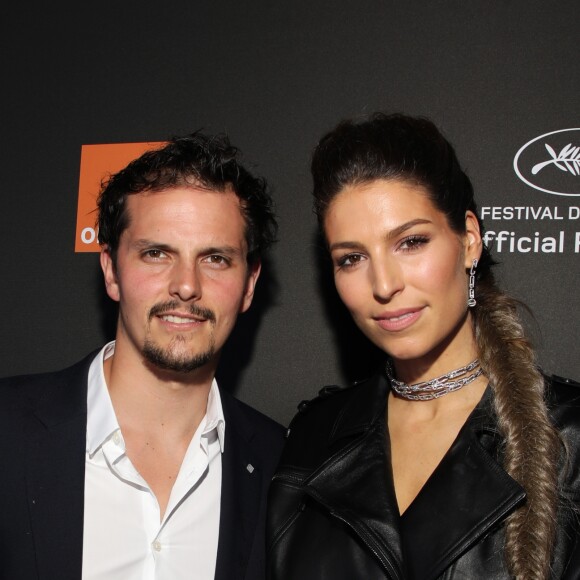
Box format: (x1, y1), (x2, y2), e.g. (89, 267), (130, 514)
(82, 342), (225, 580)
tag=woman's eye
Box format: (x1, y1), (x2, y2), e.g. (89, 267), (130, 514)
(399, 235), (429, 251)
(337, 253), (364, 268)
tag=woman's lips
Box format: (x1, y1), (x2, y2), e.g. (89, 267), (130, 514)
(373, 308), (424, 332)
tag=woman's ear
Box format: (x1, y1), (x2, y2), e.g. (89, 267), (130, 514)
(464, 210), (483, 268)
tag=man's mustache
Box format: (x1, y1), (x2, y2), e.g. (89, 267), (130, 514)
(148, 301), (216, 323)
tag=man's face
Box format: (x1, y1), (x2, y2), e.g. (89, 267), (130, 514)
(100, 186), (260, 375)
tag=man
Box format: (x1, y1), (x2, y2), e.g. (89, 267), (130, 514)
(0, 132), (285, 580)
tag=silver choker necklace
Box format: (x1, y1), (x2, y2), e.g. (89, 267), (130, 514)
(386, 359), (483, 401)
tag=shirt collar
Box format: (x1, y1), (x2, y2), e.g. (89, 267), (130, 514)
(86, 340), (226, 455)
(205, 379), (226, 453)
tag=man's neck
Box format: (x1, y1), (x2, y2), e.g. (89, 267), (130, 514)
(102, 345), (218, 519)
(103, 344), (216, 441)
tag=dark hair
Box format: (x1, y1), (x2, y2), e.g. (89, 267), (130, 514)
(313, 113), (478, 235)
(311, 112), (561, 579)
(97, 131), (277, 265)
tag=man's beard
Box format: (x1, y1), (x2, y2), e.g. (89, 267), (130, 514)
(142, 335), (215, 373)
(143, 301), (217, 374)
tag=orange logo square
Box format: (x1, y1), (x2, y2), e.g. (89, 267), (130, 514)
(75, 142), (164, 252)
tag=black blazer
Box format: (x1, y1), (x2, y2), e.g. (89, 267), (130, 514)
(267, 372), (580, 579)
(0, 351), (285, 580)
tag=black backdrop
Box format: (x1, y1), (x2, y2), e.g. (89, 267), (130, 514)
(2, 1), (579, 425)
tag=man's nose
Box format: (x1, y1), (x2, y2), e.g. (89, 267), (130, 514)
(168, 260), (202, 302)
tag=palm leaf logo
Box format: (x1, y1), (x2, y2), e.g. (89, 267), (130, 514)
(532, 143), (580, 176)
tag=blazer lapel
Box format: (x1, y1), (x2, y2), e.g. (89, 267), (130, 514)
(400, 388), (526, 580)
(214, 392), (263, 580)
(303, 374), (407, 580)
(24, 356), (91, 580)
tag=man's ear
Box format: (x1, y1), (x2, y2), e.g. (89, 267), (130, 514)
(240, 260), (262, 313)
(100, 246), (120, 302)
(464, 210), (483, 268)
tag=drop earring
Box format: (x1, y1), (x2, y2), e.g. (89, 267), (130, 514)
(467, 258), (478, 308)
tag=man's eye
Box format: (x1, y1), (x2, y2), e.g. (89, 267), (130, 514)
(204, 255), (230, 266)
(143, 249), (167, 260)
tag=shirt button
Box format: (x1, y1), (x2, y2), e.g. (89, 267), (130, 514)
(152, 540), (162, 552)
(112, 432), (121, 444)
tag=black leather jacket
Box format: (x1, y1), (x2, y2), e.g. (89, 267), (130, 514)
(267, 372), (580, 579)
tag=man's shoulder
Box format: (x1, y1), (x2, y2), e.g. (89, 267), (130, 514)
(0, 351), (97, 404)
(220, 388), (285, 436)
(219, 389), (286, 469)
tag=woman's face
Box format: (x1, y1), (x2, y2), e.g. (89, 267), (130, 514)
(324, 179), (482, 372)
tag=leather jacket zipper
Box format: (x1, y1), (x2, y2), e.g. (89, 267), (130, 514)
(327, 508), (405, 580)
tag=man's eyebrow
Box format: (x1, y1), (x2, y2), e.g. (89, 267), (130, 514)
(328, 219), (432, 252)
(201, 245), (243, 257)
(132, 239), (174, 252)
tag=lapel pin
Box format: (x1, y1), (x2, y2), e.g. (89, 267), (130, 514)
(246, 463), (254, 474)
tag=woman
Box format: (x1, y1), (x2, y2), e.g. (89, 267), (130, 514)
(267, 113), (580, 579)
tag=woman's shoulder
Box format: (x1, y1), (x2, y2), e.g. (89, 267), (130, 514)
(280, 374), (386, 471)
(546, 374), (580, 447)
(545, 373), (580, 424)
(286, 381), (363, 439)
(544, 374), (580, 497)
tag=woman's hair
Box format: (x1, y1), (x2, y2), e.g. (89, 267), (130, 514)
(311, 112), (560, 579)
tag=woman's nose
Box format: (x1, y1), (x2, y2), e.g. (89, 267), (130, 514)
(370, 259), (403, 302)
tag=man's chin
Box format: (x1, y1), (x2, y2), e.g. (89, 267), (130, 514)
(142, 344), (215, 374)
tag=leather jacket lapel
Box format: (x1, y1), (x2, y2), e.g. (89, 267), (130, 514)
(400, 388), (526, 580)
(297, 377), (526, 580)
(302, 374), (407, 579)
